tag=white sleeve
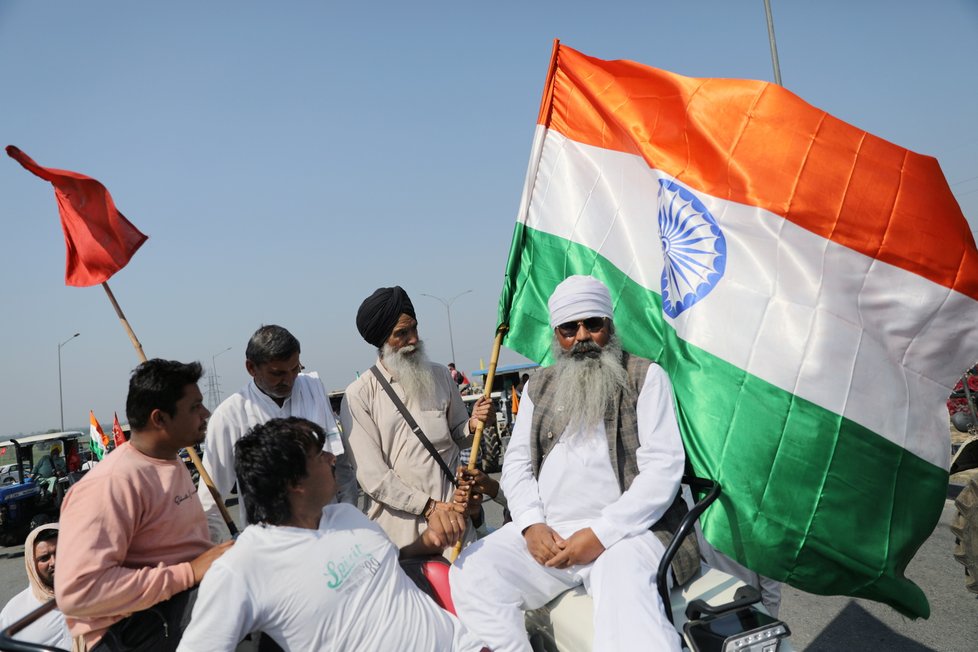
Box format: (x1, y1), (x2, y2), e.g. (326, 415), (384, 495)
(177, 563), (256, 652)
(199, 406), (240, 543)
(500, 383), (546, 532)
(0, 597), (14, 629)
(589, 365), (685, 548)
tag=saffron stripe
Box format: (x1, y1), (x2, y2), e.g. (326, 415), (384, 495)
(536, 45), (978, 297)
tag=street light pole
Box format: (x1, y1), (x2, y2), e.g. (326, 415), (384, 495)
(420, 290), (472, 365)
(58, 332), (81, 431)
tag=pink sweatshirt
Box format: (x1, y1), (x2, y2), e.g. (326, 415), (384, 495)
(56, 442), (211, 647)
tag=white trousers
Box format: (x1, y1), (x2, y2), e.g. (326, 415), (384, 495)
(449, 522), (681, 652)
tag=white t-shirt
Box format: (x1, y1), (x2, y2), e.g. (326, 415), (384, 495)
(0, 586), (71, 650)
(178, 504), (484, 652)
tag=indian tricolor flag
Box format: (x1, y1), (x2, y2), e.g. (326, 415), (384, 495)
(499, 42), (978, 618)
(89, 411), (109, 461)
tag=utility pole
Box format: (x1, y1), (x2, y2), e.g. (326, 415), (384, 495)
(208, 346), (232, 409)
(58, 332), (81, 431)
(420, 290), (472, 365)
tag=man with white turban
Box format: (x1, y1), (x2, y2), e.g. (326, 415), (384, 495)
(341, 286), (495, 551)
(0, 524), (71, 649)
(450, 275), (697, 652)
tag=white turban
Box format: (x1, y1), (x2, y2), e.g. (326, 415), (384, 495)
(548, 275), (614, 328)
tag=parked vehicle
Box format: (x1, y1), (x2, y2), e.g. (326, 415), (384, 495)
(0, 462), (32, 485)
(949, 367), (978, 593)
(464, 363), (538, 472)
(0, 431), (90, 545)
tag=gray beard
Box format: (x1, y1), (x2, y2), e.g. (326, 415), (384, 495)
(381, 340), (437, 406)
(550, 335), (628, 431)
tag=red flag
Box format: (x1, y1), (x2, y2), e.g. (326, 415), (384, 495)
(6, 145), (148, 287)
(112, 412), (127, 448)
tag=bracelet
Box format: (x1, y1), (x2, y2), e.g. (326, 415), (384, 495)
(422, 499), (436, 519)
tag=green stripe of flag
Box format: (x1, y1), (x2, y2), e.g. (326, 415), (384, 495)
(499, 223), (944, 617)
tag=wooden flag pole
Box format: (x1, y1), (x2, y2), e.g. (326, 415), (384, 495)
(450, 324), (507, 563)
(101, 281), (238, 537)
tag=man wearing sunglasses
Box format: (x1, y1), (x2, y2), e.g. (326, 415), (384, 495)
(199, 324), (357, 542)
(450, 275), (696, 652)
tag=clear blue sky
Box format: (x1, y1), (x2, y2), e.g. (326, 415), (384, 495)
(2, 1), (976, 435)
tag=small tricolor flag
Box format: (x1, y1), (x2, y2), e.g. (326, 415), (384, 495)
(498, 42), (978, 618)
(89, 411), (110, 461)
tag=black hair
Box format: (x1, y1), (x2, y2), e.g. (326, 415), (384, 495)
(234, 417), (325, 526)
(126, 359), (204, 429)
(34, 529), (58, 545)
(246, 325), (300, 366)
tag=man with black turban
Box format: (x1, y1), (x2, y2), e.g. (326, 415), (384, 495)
(341, 286), (494, 551)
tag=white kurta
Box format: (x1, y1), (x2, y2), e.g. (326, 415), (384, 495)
(177, 504), (485, 652)
(200, 372), (355, 541)
(451, 365), (686, 652)
(340, 359), (472, 548)
(0, 587), (71, 650)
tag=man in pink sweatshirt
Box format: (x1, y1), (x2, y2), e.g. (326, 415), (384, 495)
(56, 359), (232, 651)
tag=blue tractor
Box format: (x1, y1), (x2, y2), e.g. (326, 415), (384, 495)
(0, 431), (88, 545)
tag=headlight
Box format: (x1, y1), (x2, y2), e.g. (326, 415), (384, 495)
(685, 607), (791, 652)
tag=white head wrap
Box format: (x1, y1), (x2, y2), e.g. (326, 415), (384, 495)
(548, 275), (614, 329)
(26, 522), (58, 601)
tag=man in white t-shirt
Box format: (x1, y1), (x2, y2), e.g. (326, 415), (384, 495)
(200, 325), (357, 541)
(0, 524), (71, 650)
(179, 417), (487, 652)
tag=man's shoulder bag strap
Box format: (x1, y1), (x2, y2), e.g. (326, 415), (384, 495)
(369, 365), (458, 488)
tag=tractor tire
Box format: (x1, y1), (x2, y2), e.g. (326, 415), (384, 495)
(28, 513), (52, 532)
(480, 425), (503, 474)
(951, 473), (978, 594)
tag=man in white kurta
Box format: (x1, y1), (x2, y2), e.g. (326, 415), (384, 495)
(0, 524), (71, 650)
(341, 286), (494, 550)
(450, 275), (687, 652)
(200, 325), (356, 541)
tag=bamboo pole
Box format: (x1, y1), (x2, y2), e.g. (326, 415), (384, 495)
(101, 281), (238, 536)
(450, 324), (508, 562)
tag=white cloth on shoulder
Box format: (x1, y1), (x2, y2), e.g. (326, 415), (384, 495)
(200, 372), (353, 542)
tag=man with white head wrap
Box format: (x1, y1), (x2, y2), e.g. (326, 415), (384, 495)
(450, 275), (696, 652)
(0, 524), (71, 649)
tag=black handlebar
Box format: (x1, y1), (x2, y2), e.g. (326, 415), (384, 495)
(656, 475), (721, 626)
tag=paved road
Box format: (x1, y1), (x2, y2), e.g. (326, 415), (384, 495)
(1, 496), (974, 650)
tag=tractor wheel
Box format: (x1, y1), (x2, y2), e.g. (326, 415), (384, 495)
(480, 425), (503, 474)
(951, 474), (978, 594)
(28, 512), (52, 532)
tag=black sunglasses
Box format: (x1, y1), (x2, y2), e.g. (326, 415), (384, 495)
(556, 317), (606, 338)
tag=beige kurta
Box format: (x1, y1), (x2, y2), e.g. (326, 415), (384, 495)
(341, 358), (472, 548)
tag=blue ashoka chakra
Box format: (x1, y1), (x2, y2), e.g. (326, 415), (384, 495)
(657, 179), (726, 318)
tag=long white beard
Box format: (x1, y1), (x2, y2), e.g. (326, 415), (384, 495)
(381, 340), (437, 406)
(549, 336), (627, 431)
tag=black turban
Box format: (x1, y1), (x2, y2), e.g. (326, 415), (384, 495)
(356, 286), (416, 348)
